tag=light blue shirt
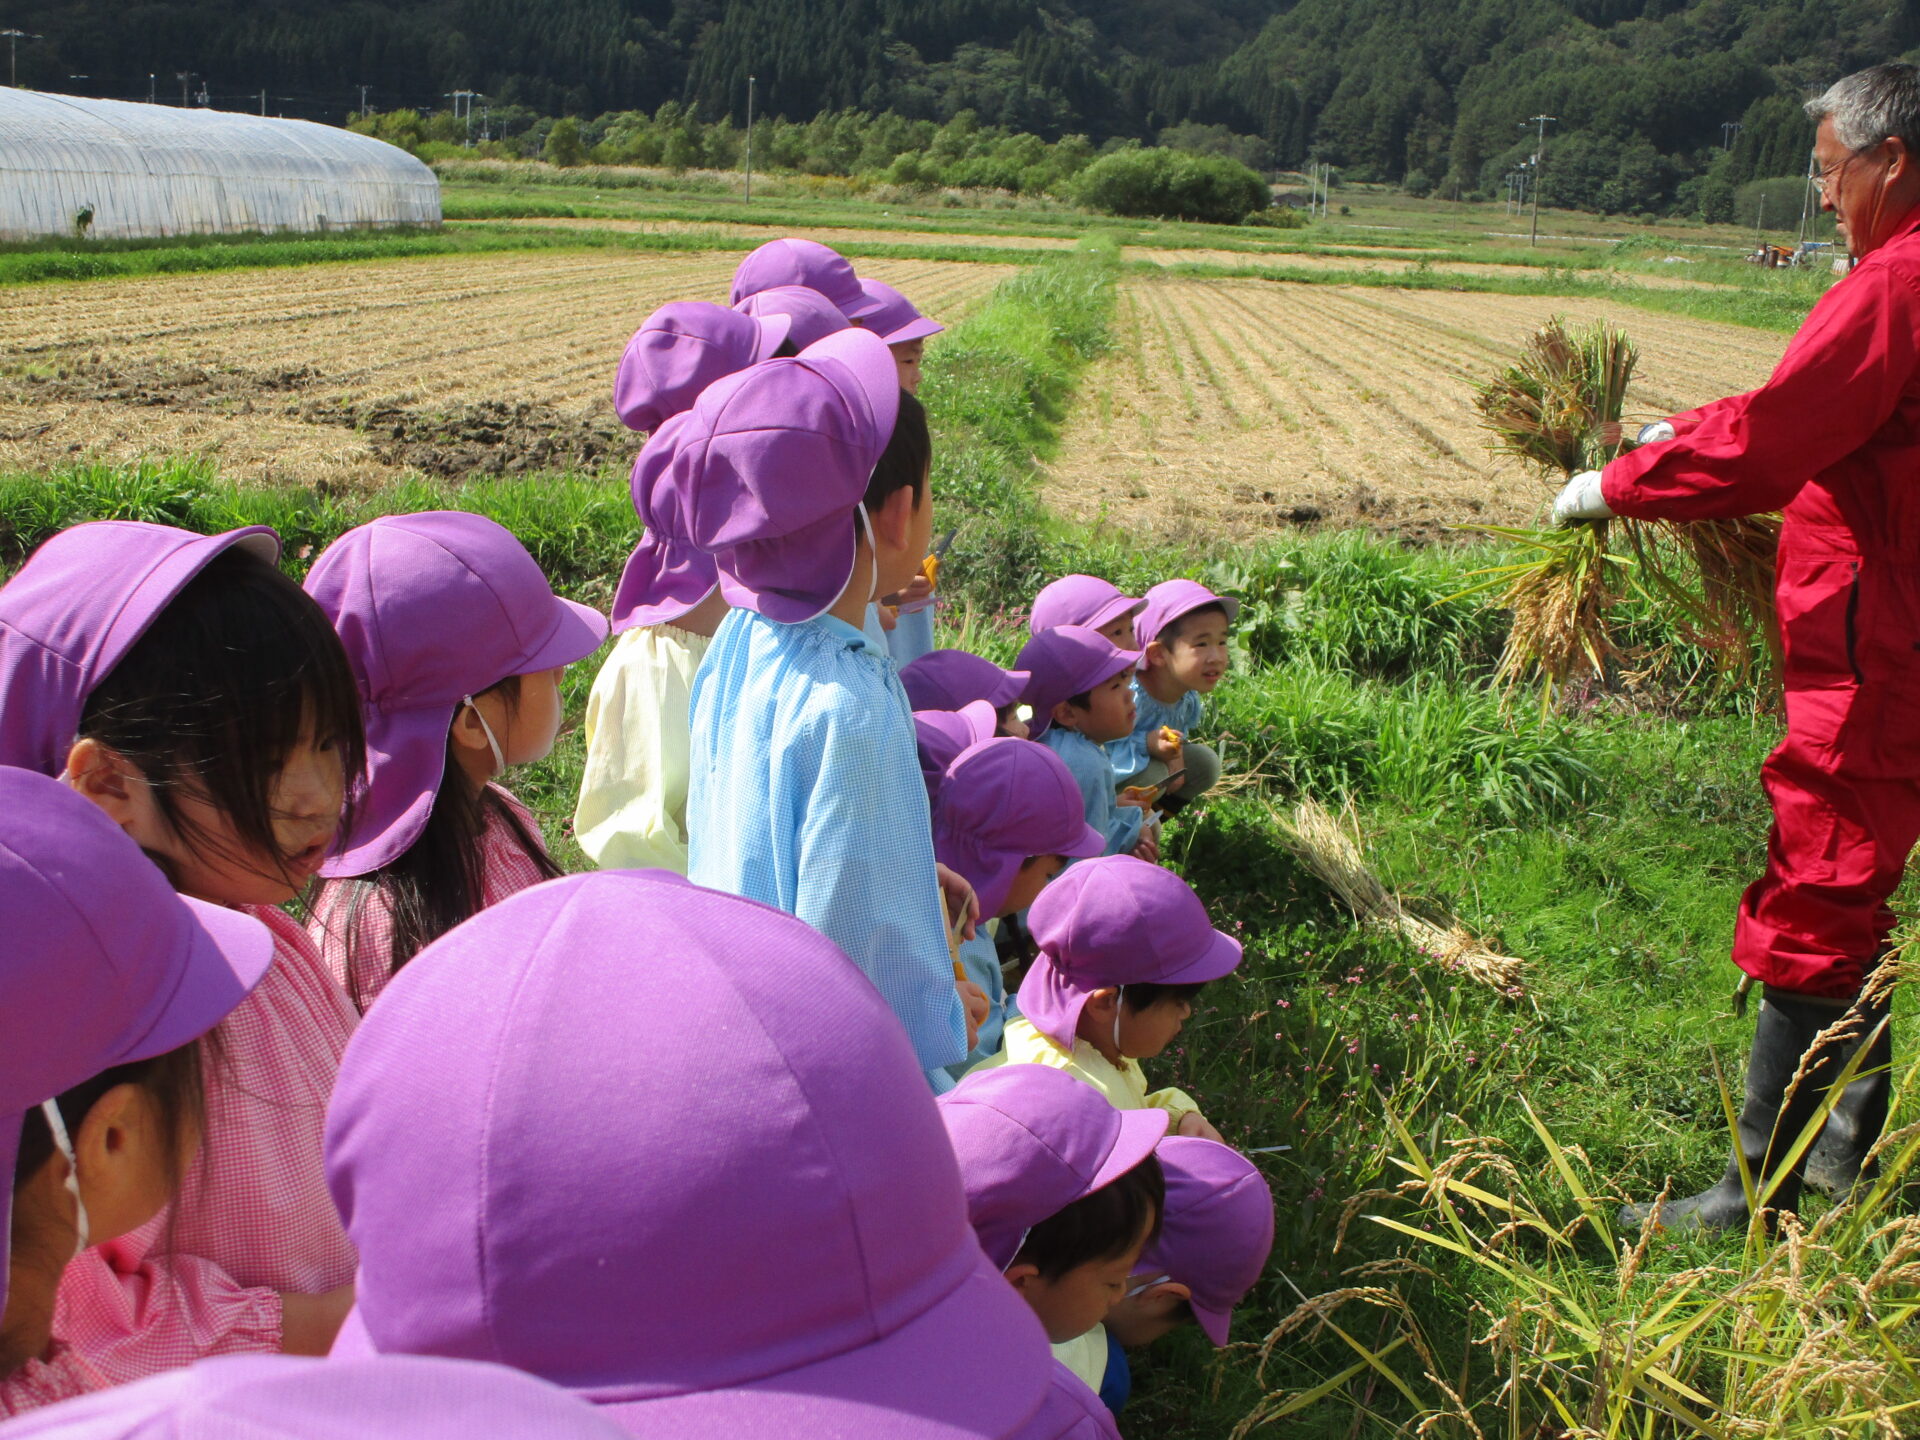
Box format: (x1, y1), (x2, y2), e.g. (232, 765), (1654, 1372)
(945, 929), (1008, 1083)
(887, 605), (937, 668)
(1106, 681), (1203, 779)
(688, 607), (968, 1072)
(1043, 727), (1143, 856)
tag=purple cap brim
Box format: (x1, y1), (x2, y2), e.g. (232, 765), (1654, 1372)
(1160, 927), (1244, 987)
(1086, 595), (1147, 636)
(610, 536), (719, 634)
(1192, 1299), (1233, 1348)
(883, 316), (945, 345)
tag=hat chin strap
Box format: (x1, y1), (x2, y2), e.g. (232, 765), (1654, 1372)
(40, 1100), (90, 1259)
(828, 505), (884, 619)
(461, 696), (507, 777)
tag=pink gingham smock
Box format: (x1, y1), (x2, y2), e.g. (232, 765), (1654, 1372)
(306, 786), (555, 1013)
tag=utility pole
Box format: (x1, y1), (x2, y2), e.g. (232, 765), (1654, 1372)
(2, 29), (40, 88)
(1523, 114), (1555, 246)
(176, 70), (192, 106)
(259, 88), (266, 116)
(357, 83), (370, 115)
(744, 74), (756, 202)
(1721, 120), (1743, 150)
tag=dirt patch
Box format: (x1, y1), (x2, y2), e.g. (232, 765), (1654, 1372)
(0, 250), (1013, 486)
(1039, 277), (1782, 542)
(1132, 247), (1735, 291)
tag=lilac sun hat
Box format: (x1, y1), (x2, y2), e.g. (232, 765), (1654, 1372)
(0, 1354), (634, 1439)
(0, 520), (280, 776)
(914, 700), (998, 804)
(677, 326), (901, 624)
(1017, 855), (1244, 1050)
(612, 300), (790, 435)
(0, 767), (273, 1325)
(611, 413), (719, 632)
(1134, 578), (1241, 651)
(1013, 624), (1141, 741)
(937, 1065), (1168, 1271)
(933, 738), (1104, 919)
(857, 277), (946, 344)
(1028, 575), (1144, 640)
(901, 649), (1031, 714)
(1141, 1137), (1276, 1347)
(729, 237), (886, 320)
(732, 284), (851, 352)
(325, 869), (1056, 1439)
(304, 512), (608, 877)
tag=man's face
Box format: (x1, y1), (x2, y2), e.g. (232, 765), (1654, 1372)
(1816, 116), (1888, 258)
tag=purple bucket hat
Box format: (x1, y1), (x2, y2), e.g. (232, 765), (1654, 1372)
(612, 300), (790, 435)
(913, 701), (997, 804)
(733, 285), (851, 352)
(1028, 576), (1144, 640)
(0, 767), (272, 1325)
(1013, 625), (1141, 741)
(611, 413), (719, 632)
(1134, 579), (1240, 651)
(730, 237), (886, 320)
(936, 1066), (1168, 1271)
(1140, 1137), (1275, 1347)
(856, 277), (946, 344)
(0, 520), (280, 776)
(901, 649), (1031, 714)
(933, 739), (1104, 919)
(1017, 856), (1243, 1050)
(305, 513), (608, 876)
(0, 1354), (636, 1439)
(676, 327), (901, 624)
(326, 870), (1056, 1439)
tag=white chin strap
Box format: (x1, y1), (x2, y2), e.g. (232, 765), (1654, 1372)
(1113, 984), (1125, 1056)
(461, 696), (506, 776)
(40, 1100), (90, 1258)
(857, 506), (881, 606)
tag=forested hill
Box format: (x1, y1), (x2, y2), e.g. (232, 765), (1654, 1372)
(13, 0), (1915, 198)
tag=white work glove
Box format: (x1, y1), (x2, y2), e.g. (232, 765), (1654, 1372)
(1635, 420), (1676, 446)
(1551, 470), (1613, 526)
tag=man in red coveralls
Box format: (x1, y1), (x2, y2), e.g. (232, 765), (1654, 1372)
(1554, 62), (1920, 1229)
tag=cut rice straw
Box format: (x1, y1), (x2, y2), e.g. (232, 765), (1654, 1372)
(1269, 796), (1525, 997)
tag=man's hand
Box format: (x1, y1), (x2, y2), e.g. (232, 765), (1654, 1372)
(959, 978), (989, 1051)
(936, 863), (979, 941)
(1550, 470), (1613, 526)
(1175, 1112), (1224, 1143)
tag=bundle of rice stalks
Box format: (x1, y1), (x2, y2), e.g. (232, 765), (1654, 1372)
(1268, 796), (1524, 997)
(1474, 315), (1637, 479)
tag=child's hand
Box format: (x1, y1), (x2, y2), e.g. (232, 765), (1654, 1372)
(899, 573), (937, 606)
(935, 863), (979, 941)
(1146, 725), (1183, 763)
(959, 978), (989, 1050)
(1131, 828), (1161, 865)
(1175, 1112), (1224, 1143)
(877, 604), (899, 632)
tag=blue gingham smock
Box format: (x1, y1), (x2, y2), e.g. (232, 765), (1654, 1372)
(688, 606), (969, 1072)
(1042, 727), (1143, 857)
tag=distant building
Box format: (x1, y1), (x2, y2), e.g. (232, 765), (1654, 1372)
(0, 90), (439, 241)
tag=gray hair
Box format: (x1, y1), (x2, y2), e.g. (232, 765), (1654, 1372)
(1807, 62), (1920, 155)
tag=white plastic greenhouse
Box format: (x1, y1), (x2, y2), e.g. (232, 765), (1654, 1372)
(0, 90), (440, 241)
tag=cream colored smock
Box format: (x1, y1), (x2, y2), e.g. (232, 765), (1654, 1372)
(981, 1015), (1202, 1123)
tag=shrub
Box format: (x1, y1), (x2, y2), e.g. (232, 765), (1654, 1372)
(542, 118), (587, 169)
(1072, 147), (1270, 225)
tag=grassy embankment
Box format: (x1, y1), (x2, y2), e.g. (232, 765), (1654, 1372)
(4, 242), (1912, 1438)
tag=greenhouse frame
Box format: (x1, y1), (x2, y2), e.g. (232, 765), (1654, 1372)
(0, 90), (440, 241)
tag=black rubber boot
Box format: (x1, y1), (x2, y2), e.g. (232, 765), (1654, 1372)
(1804, 1002), (1892, 1199)
(1619, 988), (1849, 1232)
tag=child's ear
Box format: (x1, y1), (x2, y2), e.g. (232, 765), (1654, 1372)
(1144, 1280), (1192, 1306)
(1050, 699), (1079, 730)
(448, 701), (492, 759)
(870, 486), (917, 553)
(1144, 638), (1169, 669)
(1003, 1261), (1041, 1293)
(63, 737), (145, 834)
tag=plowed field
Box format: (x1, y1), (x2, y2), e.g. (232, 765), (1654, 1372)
(1041, 277), (1784, 541)
(0, 251), (1011, 486)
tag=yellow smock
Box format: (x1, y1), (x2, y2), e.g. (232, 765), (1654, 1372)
(981, 1016), (1202, 1123)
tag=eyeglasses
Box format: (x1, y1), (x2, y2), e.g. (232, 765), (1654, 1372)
(1814, 151), (1869, 197)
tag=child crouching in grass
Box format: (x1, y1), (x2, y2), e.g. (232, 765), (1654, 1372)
(1016, 625), (1157, 863)
(1107, 579), (1236, 816)
(981, 855), (1241, 1143)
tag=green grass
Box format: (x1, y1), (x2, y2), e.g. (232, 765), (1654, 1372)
(3, 243), (1907, 1437)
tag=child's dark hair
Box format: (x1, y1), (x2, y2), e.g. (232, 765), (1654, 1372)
(336, 674), (562, 1003)
(1014, 1152), (1164, 1281)
(1160, 603), (1230, 647)
(1123, 981), (1207, 1013)
(77, 546), (366, 891)
(863, 390), (930, 513)
(1063, 689), (1093, 711)
(13, 1042), (205, 1192)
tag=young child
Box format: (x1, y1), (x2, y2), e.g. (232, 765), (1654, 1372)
(983, 856), (1241, 1143)
(855, 276), (944, 394)
(933, 737), (1106, 1075)
(0, 520), (369, 1376)
(577, 302), (788, 876)
(325, 869), (1078, 1437)
(302, 512), (608, 1011)
(732, 285), (850, 351)
(1106, 579), (1237, 815)
(1, 770), (272, 1415)
(1107, 1136), (1275, 1354)
(902, 649), (1033, 738)
(729, 236), (887, 323)
(1015, 625), (1153, 862)
(938, 1065), (1165, 1419)
(913, 701), (997, 804)
(1029, 576), (1144, 648)
(674, 327), (982, 1078)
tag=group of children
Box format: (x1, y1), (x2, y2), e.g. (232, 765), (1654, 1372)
(0, 236), (1272, 1437)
